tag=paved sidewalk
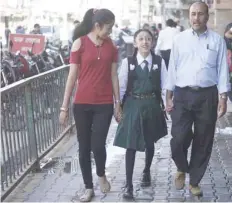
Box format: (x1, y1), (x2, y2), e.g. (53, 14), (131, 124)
(4, 116), (232, 202)
(228, 101), (232, 112)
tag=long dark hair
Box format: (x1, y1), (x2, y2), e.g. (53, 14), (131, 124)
(72, 8), (115, 41)
(132, 29), (154, 58)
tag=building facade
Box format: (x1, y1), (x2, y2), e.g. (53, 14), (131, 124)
(156, 0), (232, 35)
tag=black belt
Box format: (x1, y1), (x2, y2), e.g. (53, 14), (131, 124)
(176, 85), (217, 91)
(129, 92), (156, 99)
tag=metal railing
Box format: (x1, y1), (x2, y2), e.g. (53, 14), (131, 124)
(1, 65), (74, 200)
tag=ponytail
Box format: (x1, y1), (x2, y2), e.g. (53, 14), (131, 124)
(132, 47), (138, 59)
(72, 8), (95, 41)
(72, 23), (91, 41)
(72, 8), (115, 42)
(150, 49), (156, 59)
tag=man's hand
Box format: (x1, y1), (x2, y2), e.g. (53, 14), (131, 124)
(166, 98), (174, 113)
(217, 98), (227, 118)
(166, 90), (174, 113)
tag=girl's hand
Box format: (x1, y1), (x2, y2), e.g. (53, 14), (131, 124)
(114, 103), (123, 123)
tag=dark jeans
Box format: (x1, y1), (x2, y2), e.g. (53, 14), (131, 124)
(160, 49), (171, 69)
(73, 104), (113, 189)
(170, 86), (218, 186)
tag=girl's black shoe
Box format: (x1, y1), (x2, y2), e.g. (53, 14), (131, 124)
(140, 172), (151, 187)
(122, 185), (133, 200)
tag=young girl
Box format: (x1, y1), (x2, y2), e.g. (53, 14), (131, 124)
(114, 29), (168, 199)
(59, 8), (122, 202)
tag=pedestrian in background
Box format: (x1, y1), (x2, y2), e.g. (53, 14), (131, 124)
(16, 25), (25, 34)
(30, 24), (42, 34)
(68, 20), (80, 44)
(59, 8), (121, 202)
(224, 23), (232, 101)
(155, 19), (179, 69)
(4, 25), (11, 48)
(142, 23), (150, 30)
(166, 1), (230, 196)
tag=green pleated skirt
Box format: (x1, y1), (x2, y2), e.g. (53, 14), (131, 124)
(114, 96), (167, 152)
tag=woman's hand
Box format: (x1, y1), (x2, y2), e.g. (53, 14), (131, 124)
(59, 110), (69, 125)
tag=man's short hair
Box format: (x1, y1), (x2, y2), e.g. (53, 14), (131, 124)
(189, 1), (209, 14)
(142, 23), (150, 29)
(74, 20), (80, 24)
(166, 19), (174, 27)
(34, 23), (40, 28)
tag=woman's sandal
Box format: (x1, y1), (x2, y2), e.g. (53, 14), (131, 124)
(98, 175), (111, 193)
(79, 189), (95, 202)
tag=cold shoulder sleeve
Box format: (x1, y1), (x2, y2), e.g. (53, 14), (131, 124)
(69, 38), (83, 65)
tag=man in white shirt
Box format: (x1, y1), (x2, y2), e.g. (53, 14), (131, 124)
(166, 1), (231, 196)
(155, 19), (179, 69)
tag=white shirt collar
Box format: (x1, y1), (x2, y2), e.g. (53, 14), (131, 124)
(136, 52), (152, 66)
(190, 27), (209, 38)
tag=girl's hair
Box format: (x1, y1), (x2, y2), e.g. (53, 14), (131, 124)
(132, 29), (154, 58)
(72, 8), (115, 41)
(224, 23), (232, 50)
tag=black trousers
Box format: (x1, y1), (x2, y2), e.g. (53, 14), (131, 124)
(73, 104), (113, 189)
(170, 86), (218, 186)
(160, 49), (171, 69)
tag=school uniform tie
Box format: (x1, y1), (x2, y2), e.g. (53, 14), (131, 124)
(143, 60), (149, 75)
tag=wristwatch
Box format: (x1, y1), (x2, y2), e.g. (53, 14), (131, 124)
(220, 94), (227, 100)
(115, 99), (121, 104)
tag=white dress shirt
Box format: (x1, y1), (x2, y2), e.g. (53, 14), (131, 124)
(166, 28), (231, 94)
(155, 26), (180, 55)
(118, 52), (168, 101)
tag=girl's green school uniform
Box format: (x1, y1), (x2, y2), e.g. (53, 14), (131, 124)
(114, 55), (167, 152)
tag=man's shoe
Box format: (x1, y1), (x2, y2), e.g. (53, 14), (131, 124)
(175, 171), (186, 190)
(122, 185), (133, 200)
(189, 185), (203, 196)
(141, 172), (151, 187)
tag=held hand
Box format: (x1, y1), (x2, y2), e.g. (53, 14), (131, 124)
(166, 98), (174, 113)
(114, 103), (123, 123)
(217, 98), (227, 118)
(59, 111), (68, 125)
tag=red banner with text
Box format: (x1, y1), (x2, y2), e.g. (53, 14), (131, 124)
(8, 34), (45, 55)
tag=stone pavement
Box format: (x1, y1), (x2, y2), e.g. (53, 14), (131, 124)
(4, 112), (232, 202)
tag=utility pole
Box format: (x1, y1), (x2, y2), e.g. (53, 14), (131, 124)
(162, 0), (167, 24)
(138, 0), (141, 29)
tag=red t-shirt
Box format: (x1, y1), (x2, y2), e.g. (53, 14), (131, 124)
(69, 35), (118, 104)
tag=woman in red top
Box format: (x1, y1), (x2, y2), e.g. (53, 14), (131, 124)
(59, 8), (121, 202)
